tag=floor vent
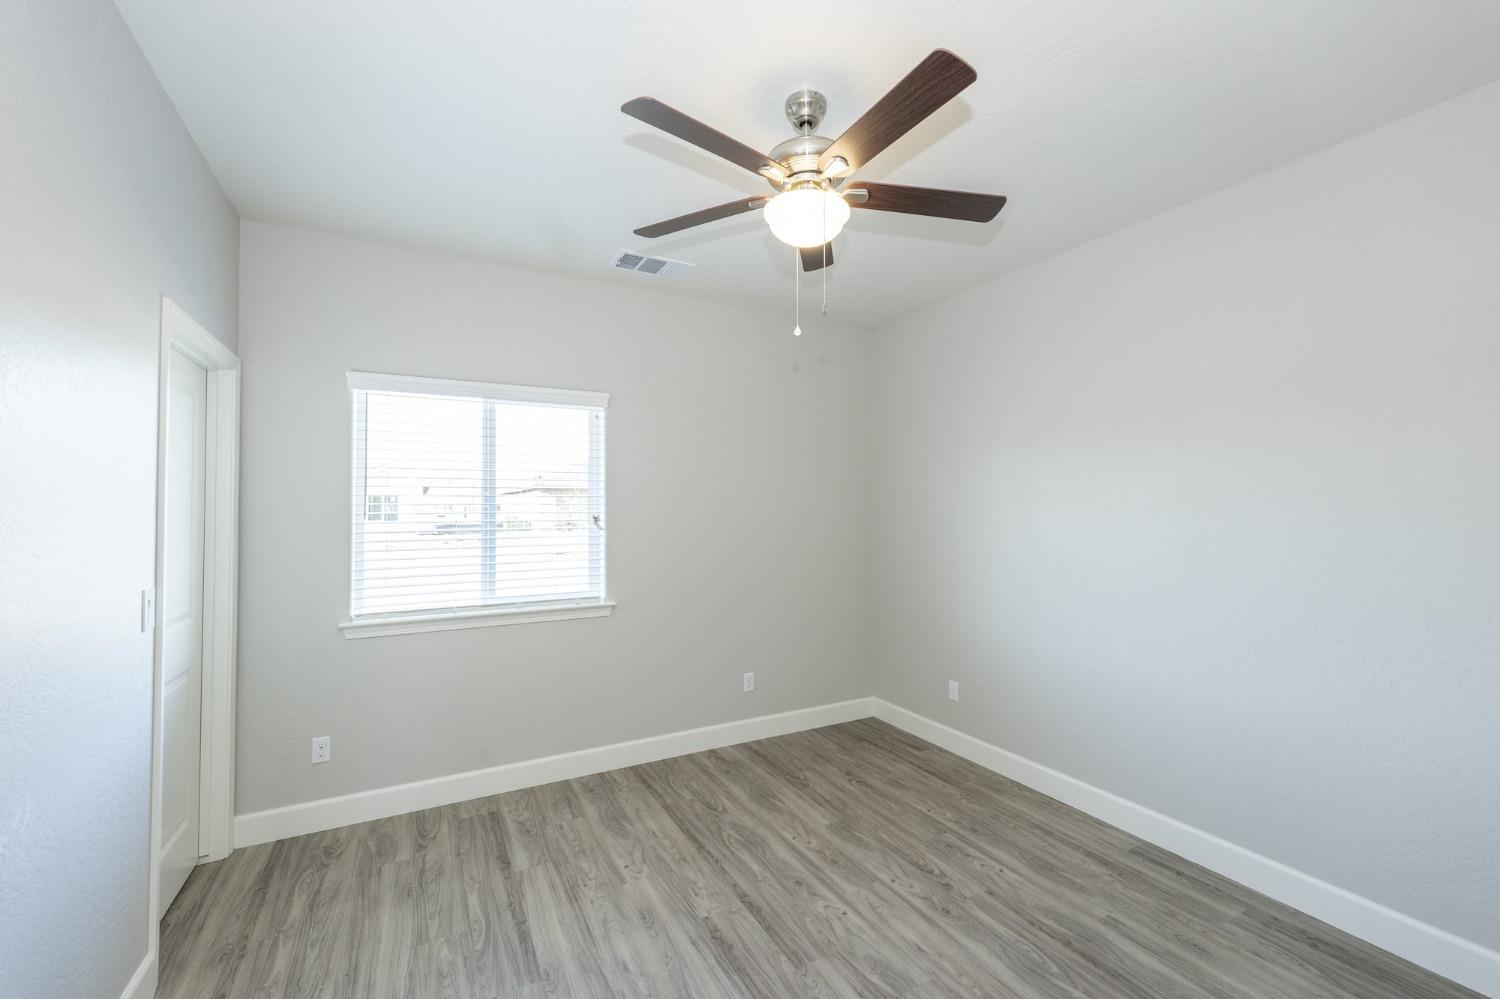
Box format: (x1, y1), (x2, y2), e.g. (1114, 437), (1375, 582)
(611, 251), (694, 279)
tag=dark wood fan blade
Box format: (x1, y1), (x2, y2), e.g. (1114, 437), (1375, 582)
(622, 98), (784, 178)
(633, 196), (769, 238)
(848, 182), (1006, 222)
(799, 242), (834, 272)
(820, 50), (976, 174)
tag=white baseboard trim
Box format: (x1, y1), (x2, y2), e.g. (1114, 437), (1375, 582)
(872, 698), (1500, 998)
(120, 952), (157, 999)
(234, 697), (875, 848)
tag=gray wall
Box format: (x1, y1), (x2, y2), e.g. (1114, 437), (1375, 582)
(235, 221), (871, 815)
(0, 1), (239, 996)
(6, 8), (1491, 989)
(870, 82), (1500, 951)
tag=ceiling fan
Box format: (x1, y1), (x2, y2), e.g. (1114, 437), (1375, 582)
(622, 50), (1006, 273)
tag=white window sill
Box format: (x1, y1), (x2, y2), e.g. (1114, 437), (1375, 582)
(340, 600), (616, 639)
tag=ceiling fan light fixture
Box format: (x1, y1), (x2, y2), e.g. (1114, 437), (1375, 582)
(763, 187), (850, 248)
(624, 51), (1005, 270)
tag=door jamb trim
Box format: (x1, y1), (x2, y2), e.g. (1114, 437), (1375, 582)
(148, 298), (239, 966)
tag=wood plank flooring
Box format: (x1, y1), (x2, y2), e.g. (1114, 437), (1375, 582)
(159, 720), (1479, 998)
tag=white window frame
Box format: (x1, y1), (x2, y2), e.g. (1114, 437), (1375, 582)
(340, 371), (614, 639)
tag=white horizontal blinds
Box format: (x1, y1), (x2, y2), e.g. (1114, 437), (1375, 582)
(350, 375), (606, 617)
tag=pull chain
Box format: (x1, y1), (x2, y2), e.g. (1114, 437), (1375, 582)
(822, 243), (828, 316)
(821, 195), (829, 316)
(793, 244), (801, 336)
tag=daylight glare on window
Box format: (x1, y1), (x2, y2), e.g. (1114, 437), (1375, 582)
(351, 386), (604, 616)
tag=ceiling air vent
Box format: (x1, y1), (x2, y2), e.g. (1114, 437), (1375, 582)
(610, 251), (695, 280)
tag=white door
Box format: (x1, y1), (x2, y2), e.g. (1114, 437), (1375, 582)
(159, 348), (207, 912)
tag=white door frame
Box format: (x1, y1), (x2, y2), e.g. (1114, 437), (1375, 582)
(148, 298), (239, 944)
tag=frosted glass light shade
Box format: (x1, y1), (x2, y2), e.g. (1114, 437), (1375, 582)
(763, 188), (850, 248)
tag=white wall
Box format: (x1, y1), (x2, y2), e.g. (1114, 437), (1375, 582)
(0, 1), (239, 996)
(871, 80), (1500, 956)
(235, 221), (870, 815)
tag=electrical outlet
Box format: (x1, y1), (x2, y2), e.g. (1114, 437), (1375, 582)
(311, 736), (331, 764)
(948, 680), (959, 702)
(743, 671), (755, 693)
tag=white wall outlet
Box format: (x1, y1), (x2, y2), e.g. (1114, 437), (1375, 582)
(140, 587), (156, 633)
(311, 736), (331, 764)
(948, 680), (959, 702)
(743, 671), (755, 693)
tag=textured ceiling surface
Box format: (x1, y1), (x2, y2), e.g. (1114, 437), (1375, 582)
(114, 0), (1500, 327)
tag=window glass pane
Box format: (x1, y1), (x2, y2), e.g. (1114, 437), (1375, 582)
(491, 401), (593, 603)
(352, 383), (604, 617)
(358, 392), (485, 614)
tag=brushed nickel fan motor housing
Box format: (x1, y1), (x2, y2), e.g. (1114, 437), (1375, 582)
(768, 133), (833, 181)
(767, 91), (835, 191)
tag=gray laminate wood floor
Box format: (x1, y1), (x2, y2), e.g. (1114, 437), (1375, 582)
(159, 720), (1478, 998)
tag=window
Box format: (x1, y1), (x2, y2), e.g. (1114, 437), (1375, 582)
(344, 372), (610, 636)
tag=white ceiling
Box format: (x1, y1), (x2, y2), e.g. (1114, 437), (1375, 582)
(116, 0), (1500, 328)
